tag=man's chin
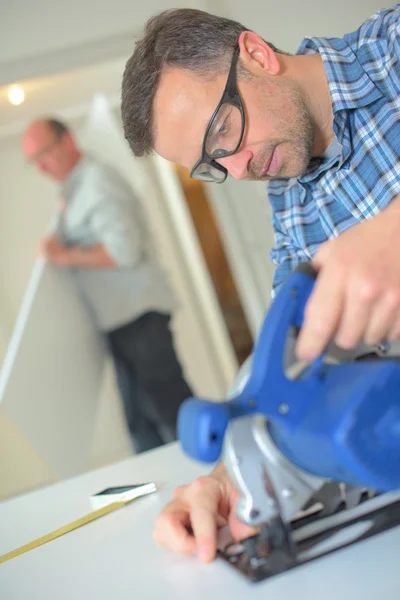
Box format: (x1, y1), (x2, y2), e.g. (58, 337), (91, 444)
(246, 152), (311, 182)
(278, 155), (312, 180)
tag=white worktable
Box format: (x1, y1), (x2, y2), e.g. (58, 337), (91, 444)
(1, 442), (400, 599)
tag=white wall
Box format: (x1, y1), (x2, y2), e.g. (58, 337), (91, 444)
(1, 0), (198, 63)
(0, 0), (387, 85)
(0, 0), (198, 85)
(205, 0), (389, 51)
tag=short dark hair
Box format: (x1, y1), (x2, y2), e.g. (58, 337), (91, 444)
(46, 119), (69, 139)
(121, 8), (287, 157)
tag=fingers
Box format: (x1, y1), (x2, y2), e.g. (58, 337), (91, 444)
(37, 236), (56, 258)
(154, 471), (263, 564)
(388, 310), (400, 341)
(364, 290), (400, 345)
(297, 267), (400, 358)
(186, 477), (221, 563)
(37, 240), (48, 257)
(295, 208), (400, 357)
(153, 502), (197, 556)
(153, 476), (225, 563)
(296, 266), (345, 361)
(333, 279), (374, 349)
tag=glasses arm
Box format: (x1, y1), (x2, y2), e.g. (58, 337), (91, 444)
(224, 47), (241, 100)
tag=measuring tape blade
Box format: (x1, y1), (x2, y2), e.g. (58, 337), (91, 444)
(0, 500), (127, 565)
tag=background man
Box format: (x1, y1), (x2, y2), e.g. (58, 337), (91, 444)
(22, 118), (193, 454)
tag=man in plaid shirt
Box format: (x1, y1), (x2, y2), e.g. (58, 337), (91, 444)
(122, 5), (400, 561)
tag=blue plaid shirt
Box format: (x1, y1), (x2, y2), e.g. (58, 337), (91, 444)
(268, 4), (400, 290)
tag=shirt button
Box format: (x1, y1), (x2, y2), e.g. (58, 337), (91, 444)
(342, 160), (350, 170)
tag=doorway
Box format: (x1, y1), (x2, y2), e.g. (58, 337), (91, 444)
(175, 165), (253, 366)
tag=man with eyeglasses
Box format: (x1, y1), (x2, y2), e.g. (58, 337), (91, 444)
(22, 118), (193, 455)
(121, 6), (400, 562)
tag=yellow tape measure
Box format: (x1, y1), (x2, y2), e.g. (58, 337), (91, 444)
(0, 499), (130, 565)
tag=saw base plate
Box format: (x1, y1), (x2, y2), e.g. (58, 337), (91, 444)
(218, 493), (400, 583)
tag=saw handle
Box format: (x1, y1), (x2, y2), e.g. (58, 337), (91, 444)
(178, 263), (318, 463)
(179, 262), (400, 491)
(178, 399), (230, 463)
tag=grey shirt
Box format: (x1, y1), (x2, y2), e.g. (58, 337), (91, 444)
(56, 155), (177, 331)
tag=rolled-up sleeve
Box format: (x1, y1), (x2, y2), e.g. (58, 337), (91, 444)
(87, 168), (145, 268)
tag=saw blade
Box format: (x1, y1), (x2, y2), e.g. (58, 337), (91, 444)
(218, 490), (400, 583)
(301, 482), (376, 519)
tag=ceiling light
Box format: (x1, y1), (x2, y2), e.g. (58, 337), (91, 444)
(8, 85), (25, 106)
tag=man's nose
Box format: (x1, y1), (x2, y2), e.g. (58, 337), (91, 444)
(219, 150), (252, 180)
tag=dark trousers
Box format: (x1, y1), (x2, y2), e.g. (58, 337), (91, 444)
(106, 312), (192, 453)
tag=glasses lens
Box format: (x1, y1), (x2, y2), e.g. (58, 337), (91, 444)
(205, 103), (242, 158)
(192, 161), (227, 183)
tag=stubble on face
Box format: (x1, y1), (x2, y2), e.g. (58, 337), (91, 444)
(247, 79), (315, 181)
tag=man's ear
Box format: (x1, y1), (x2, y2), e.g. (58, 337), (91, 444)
(238, 31), (281, 76)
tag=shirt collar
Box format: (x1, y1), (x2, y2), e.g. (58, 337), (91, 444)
(298, 35), (383, 112)
(295, 35), (384, 186)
